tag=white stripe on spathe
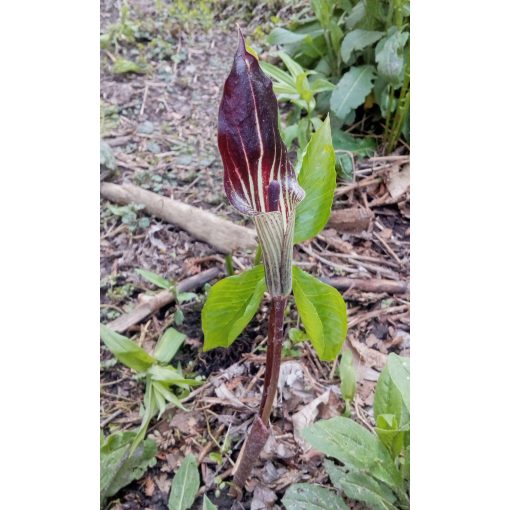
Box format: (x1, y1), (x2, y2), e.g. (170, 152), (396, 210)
(237, 129), (257, 210)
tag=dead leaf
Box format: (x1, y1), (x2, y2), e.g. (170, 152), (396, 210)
(251, 485), (277, 509)
(214, 383), (248, 409)
(261, 433), (295, 461)
(349, 338), (388, 371)
(143, 476), (155, 497)
(386, 164), (410, 200)
(154, 474), (171, 494)
(170, 411), (202, 434)
(292, 389), (331, 449)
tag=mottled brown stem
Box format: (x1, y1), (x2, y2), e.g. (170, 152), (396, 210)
(232, 296), (287, 493)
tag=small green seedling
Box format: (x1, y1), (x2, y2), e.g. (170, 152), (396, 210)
(136, 268), (197, 325)
(339, 348), (357, 417)
(100, 324), (201, 453)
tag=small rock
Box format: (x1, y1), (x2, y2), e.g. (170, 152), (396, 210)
(138, 120), (155, 134)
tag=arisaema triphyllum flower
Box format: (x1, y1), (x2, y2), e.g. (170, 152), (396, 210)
(218, 30), (305, 298)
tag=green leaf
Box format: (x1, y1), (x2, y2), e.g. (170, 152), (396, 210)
(289, 327), (308, 343)
(330, 65), (376, 124)
(152, 380), (187, 412)
(401, 446), (410, 481)
(112, 58), (147, 74)
(339, 349), (356, 402)
(202, 265), (266, 351)
(278, 51), (305, 79)
(310, 77), (335, 93)
(100, 140), (117, 170)
(176, 291), (198, 304)
(268, 27), (309, 45)
(374, 365), (403, 423)
(332, 129), (377, 156)
(154, 328), (186, 363)
(292, 267), (347, 361)
(375, 30), (409, 86)
(131, 383), (158, 454)
(294, 116), (336, 243)
(375, 414), (405, 459)
(332, 129), (376, 180)
(387, 353), (410, 411)
(100, 324), (155, 372)
(324, 460), (398, 510)
(202, 495), (218, 510)
(340, 29), (384, 62)
(174, 308), (184, 325)
(282, 483), (349, 510)
(168, 454), (200, 510)
(260, 61), (295, 88)
(100, 431), (157, 507)
(148, 365), (202, 386)
(346, 0), (366, 30)
(135, 268), (171, 289)
(302, 416), (402, 487)
(282, 123), (299, 148)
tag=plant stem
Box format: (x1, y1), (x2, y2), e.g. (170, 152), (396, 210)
(253, 244), (262, 265)
(259, 296), (287, 423)
(232, 295), (287, 491)
(224, 253), (234, 276)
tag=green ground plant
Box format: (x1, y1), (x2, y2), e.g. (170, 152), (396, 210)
(135, 268), (198, 325)
(283, 353), (410, 510)
(100, 430), (157, 507)
(267, 0), (410, 154)
(100, 324), (202, 454)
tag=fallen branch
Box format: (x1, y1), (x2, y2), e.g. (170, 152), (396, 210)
(327, 207), (374, 233)
(107, 267), (222, 333)
(335, 175), (382, 197)
(101, 182), (258, 253)
(320, 276), (409, 294)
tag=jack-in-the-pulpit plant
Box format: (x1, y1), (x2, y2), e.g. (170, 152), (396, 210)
(202, 29), (348, 493)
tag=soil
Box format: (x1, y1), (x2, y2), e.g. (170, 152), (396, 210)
(100, 2), (410, 509)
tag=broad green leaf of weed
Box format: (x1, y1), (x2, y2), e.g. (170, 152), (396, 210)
(268, 27), (310, 45)
(168, 454), (200, 510)
(303, 416), (402, 488)
(375, 29), (409, 86)
(282, 483), (349, 510)
(330, 66), (377, 124)
(202, 495), (218, 510)
(340, 29), (384, 63)
(374, 364), (403, 422)
(375, 414), (405, 459)
(387, 353), (410, 411)
(100, 431), (156, 507)
(324, 459), (399, 510)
